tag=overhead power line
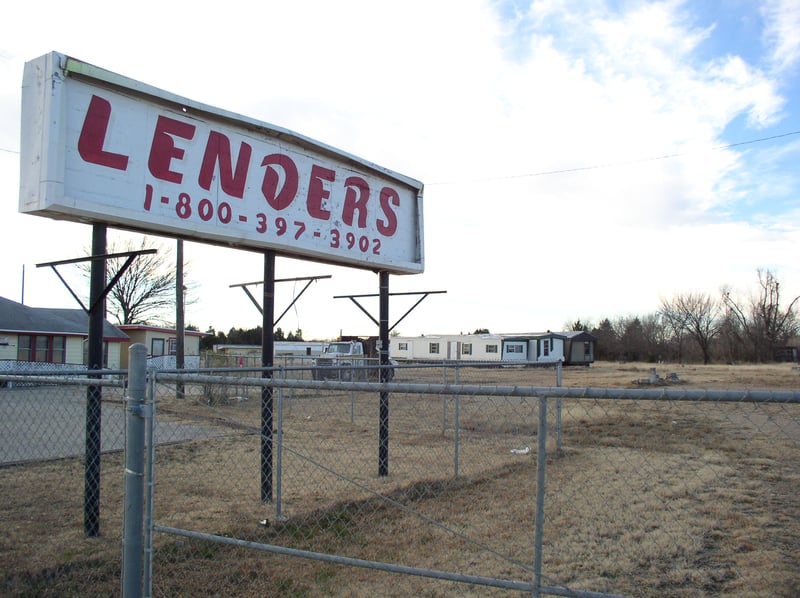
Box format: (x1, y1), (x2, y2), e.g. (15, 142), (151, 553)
(429, 129), (800, 185)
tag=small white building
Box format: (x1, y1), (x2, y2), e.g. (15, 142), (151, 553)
(117, 324), (208, 369)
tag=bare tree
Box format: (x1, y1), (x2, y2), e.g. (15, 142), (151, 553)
(680, 293), (722, 364)
(723, 269), (800, 362)
(659, 296), (690, 363)
(660, 293), (721, 364)
(82, 236), (181, 325)
(717, 302), (746, 364)
(109, 238), (178, 325)
(641, 312), (668, 362)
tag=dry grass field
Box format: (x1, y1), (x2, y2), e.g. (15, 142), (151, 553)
(1, 361), (798, 597)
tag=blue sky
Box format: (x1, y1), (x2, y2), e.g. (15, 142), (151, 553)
(0, 0), (798, 339)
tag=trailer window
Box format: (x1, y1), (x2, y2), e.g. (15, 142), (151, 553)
(462, 343), (472, 355)
(542, 340), (550, 356)
(152, 338), (165, 357)
(486, 344), (498, 353)
(429, 342), (440, 354)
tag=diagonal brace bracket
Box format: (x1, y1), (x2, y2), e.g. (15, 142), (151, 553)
(230, 275), (332, 327)
(334, 290), (447, 333)
(37, 249), (158, 314)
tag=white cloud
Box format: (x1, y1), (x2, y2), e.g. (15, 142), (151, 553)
(762, 0), (800, 73)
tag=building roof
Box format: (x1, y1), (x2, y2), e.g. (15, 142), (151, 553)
(117, 324), (208, 337)
(561, 330), (597, 342)
(0, 296), (129, 341)
(395, 330), (597, 342)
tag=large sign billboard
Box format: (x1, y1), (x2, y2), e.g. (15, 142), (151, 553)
(20, 52), (424, 274)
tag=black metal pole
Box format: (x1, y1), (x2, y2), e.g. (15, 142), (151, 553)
(261, 251), (275, 502)
(85, 223), (106, 536)
(378, 271), (389, 476)
(175, 239), (185, 399)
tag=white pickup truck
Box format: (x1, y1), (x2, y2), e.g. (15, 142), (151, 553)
(312, 337), (395, 381)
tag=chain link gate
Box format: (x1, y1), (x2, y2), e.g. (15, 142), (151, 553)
(138, 364), (799, 597)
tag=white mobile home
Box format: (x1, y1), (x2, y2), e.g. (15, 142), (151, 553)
(391, 331), (596, 366)
(392, 334), (505, 362)
(503, 332), (567, 363)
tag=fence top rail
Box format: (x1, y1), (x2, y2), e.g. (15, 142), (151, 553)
(153, 372), (800, 404)
(0, 374), (126, 387)
(0, 368), (128, 376)
(157, 361), (561, 374)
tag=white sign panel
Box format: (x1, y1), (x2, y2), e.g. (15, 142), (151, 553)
(20, 53), (424, 274)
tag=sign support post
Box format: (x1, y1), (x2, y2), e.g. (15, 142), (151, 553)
(85, 223), (106, 536)
(261, 251), (275, 502)
(333, 287), (445, 478)
(378, 272), (390, 476)
(175, 239), (185, 399)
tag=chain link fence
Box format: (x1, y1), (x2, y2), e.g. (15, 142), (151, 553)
(1, 361), (799, 596)
(0, 371), (126, 595)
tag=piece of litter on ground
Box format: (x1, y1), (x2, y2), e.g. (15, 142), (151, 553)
(510, 447), (530, 455)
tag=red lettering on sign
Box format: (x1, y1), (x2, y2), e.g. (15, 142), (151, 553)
(77, 95), (129, 171)
(198, 132), (252, 199)
(307, 165), (334, 221)
(342, 176), (369, 229)
(148, 116), (196, 184)
(377, 187), (399, 236)
(75, 95), (410, 249)
(260, 153), (299, 210)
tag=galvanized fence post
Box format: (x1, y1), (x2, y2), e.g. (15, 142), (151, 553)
(143, 368), (157, 598)
(122, 343), (148, 598)
(533, 395), (548, 598)
(454, 364), (460, 479)
(441, 363), (448, 435)
(276, 386), (285, 520)
(556, 362), (563, 455)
